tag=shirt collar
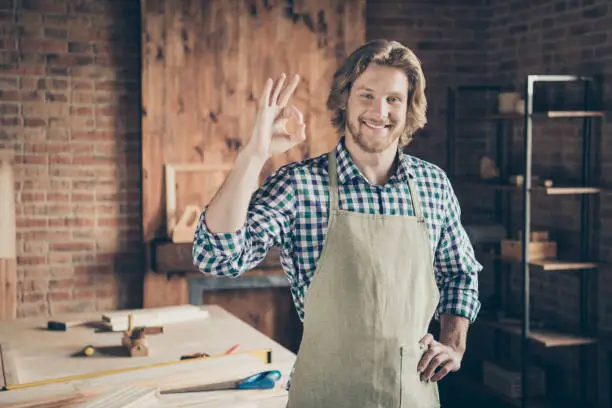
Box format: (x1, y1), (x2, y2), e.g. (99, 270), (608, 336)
(333, 136), (416, 185)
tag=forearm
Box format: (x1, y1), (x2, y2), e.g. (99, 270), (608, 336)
(204, 149), (267, 233)
(439, 313), (469, 357)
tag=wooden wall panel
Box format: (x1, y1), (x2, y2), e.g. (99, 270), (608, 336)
(141, 0), (366, 242)
(141, 0), (365, 309)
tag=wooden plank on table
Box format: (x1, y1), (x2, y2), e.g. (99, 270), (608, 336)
(101, 305), (209, 331)
(154, 242), (282, 273)
(0, 353), (271, 407)
(76, 386), (158, 408)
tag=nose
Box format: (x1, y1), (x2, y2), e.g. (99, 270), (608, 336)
(371, 97), (388, 118)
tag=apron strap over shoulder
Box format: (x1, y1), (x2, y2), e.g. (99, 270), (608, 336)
(407, 176), (424, 222)
(327, 151), (339, 211)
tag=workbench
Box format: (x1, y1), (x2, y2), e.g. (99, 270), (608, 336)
(0, 305), (296, 407)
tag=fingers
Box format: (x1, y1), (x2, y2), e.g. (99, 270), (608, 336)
(420, 349), (451, 382)
(275, 105), (306, 142)
(419, 333), (434, 347)
(260, 74), (300, 110)
(278, 74), (300, 108)
(259, 78), (273, 109)
(417, 342), (440, 376)
(271, 74), (286, 106)
(280, 105), (304, 123)
(416, 339), (461, 382)
(295, 122), (306, 142)
(430, 360), (454, 382)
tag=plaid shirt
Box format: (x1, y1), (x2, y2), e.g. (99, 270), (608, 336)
(193, 136), (482, 323)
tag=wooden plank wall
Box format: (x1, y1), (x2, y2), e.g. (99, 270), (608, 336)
(140, 0), (365, 307)
(0, 149), (17, 321)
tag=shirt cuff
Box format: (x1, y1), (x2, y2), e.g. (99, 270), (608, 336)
(436, 288), (481, 324)
(194, 206), (246, 257)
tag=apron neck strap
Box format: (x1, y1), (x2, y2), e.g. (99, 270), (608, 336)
(407, 175), (424, 222)
(327, 151), (339, 211)
(327, 150), (424, 222)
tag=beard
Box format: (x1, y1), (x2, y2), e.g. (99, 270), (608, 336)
(347, 115), (405, 153)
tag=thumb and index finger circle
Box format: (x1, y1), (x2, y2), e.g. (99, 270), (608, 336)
(278, 105), (304, 124)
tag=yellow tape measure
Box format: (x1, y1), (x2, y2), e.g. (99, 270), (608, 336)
(1, 348), (272, 391)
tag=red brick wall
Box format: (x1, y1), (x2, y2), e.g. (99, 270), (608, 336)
(366, 0), (491, 165)
(0, 0), (143, 317)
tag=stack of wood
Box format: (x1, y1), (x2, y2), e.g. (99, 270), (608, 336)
(101, 305), (209, 332)
(0, 148), (16, 321)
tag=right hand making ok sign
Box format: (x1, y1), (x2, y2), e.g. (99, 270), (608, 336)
(245, 73), (305, 161)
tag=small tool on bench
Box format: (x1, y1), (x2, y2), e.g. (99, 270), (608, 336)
(161, 370), (282, 394)
(82, 345), (96, 357)
(121, 313), (164, 357)
(180, 343), (240, 360)
(47, 319), (89, 331)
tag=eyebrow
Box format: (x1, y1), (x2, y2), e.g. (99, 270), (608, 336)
(355, 87), (406, 98)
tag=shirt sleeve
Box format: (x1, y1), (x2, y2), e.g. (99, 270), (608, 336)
(434, 174), (482, 323)
(192, 165), (296, 277)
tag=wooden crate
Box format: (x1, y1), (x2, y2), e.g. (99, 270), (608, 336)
(501, 240), (557, 261)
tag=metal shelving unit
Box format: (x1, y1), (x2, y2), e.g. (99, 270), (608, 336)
(447, 75), (603, 408)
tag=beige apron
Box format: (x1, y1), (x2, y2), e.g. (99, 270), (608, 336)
(286, 151), (441, 408)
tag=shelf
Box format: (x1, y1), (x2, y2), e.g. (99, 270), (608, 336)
(453, 179), (601, 195)
(526, 259), (597, 271)
(544, 186), (600, 195)
(491, 255), (598, 271)
(546, 110), (605, 118)
(478, 317), (596, 347)
(457, 110), (604, 120)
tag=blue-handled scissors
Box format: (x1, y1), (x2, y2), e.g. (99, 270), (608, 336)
(161, 370), (282, 394)
(236, 370), (282, 389)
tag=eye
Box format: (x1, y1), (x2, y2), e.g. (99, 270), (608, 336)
(360, 93), (373, 99)
(387, 96), (401, 103)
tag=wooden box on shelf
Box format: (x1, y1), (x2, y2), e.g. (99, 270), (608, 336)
(501, 239), (557, 261)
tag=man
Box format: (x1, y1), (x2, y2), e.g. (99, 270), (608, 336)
(193, 39), (481, 407)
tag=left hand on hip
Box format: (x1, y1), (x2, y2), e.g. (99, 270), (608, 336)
(416, 333), (462, 382)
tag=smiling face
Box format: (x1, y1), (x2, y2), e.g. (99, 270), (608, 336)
(345, 64), (409, 154)
(326, 40), (428, 149)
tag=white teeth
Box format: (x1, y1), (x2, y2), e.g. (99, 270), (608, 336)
(363, 120), (387, 129)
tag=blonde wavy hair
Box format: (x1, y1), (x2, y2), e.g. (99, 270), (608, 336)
(326, 39), (427, 147)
